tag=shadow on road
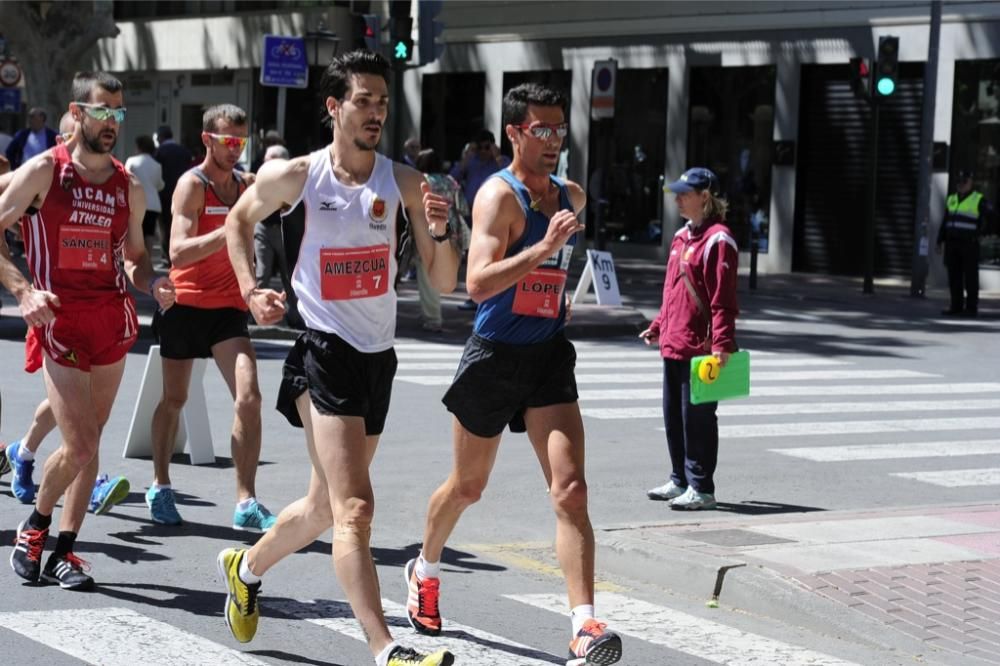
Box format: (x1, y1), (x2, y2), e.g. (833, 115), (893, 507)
(375, 543), (506, 574)
(714, 500), (826, 516)
(247, 649), (343, 666)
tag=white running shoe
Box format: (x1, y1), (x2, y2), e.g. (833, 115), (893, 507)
(670, 486), (717, 510)
(646, 480), (686, 501)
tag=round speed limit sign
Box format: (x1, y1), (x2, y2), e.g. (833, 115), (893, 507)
(0, 60), (22, 87)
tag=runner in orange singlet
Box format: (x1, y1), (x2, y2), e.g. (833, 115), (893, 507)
(148, 104), (274, 531)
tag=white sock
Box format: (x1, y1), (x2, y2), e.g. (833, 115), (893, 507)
(17, 446), (34, 461)
(416, 553), (441, 579)
(237, 497), (255, 511)
(238, 553), (260, 585)
(374, 641), (399, 666)
(154, 483), (171, 491)
(571, 604), (595, 634)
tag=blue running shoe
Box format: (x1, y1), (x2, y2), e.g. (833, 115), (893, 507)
(7, 441), (36, 504)
(146, 486), (183, 525)
(0, 444), (11, 478)
(233, 499), (277, 532)
(90, 475), (131, 515)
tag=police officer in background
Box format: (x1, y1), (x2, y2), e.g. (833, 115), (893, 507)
(937, 170), (991, 317)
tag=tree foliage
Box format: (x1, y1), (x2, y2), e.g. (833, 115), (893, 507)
(0, 1), (119, 118)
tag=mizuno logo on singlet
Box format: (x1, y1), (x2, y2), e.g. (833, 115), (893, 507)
(319, 200), (339, 211)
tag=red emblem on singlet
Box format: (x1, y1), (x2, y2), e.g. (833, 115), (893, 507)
(370, 197), (387, 222)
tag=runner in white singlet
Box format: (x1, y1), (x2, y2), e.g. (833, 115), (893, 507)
(215, 50), (460, 666)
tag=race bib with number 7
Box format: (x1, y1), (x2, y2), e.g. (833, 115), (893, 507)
(320, 244), (390, 300)
(58, 225), (112, 271)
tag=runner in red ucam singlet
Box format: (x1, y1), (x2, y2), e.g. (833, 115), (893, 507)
(0, 71), (175, 591)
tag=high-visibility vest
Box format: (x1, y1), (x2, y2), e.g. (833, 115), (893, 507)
(943, 191), (983, 240)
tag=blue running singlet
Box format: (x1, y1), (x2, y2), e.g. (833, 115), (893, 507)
(472, 169), (576, 345)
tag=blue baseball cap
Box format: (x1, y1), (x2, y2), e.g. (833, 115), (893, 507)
(664, 167), (720, 195)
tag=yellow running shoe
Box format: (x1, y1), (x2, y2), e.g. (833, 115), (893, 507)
(386, 645), (455, 666)
(217, 547), (261, 643)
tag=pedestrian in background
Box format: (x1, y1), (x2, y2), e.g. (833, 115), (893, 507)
(5, 107), (57, 170)
(250, 129), (284, 172)
(126, 134), (165, 261)
(253, 143), (301, 328)
(937, 170), (991, 318)
(403, 136), (420, 168)
(450, 129), (509, 310)
(415, 147), (470, 332)
(640, 167), (738, 511)
(154, 125), (193, 268)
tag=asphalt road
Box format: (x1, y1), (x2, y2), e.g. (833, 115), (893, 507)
(0, 297), (995, 665)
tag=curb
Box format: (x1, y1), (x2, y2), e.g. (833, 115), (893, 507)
(594, 526), (944, 661)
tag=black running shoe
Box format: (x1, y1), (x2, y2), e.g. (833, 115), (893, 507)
(10, 519), (48, 582)
(41, 552), (94, 591)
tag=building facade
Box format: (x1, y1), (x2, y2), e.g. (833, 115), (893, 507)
(92, 0), (1000, 288)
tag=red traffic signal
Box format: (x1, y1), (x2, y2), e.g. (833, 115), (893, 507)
(849, 57), (871, 100)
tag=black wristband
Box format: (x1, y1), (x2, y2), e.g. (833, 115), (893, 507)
(429, 228), (451, 243)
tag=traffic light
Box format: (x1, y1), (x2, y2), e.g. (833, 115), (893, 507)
(389, 1), (413, 64)
(390, 18), (413, 63)
(418, 0), (445, 66)
(358, 13), (381, 53)
(875, 36), (899, 97)
(849, 57), (871, 100)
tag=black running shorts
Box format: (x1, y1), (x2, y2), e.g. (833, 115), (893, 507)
(276, 329), (397, 436)
(442, 332), (578, 438)
(154, 303), (250, 360)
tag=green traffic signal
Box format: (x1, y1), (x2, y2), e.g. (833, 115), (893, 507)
(394, 40), (410, 60)
(876, 77), (895, 96)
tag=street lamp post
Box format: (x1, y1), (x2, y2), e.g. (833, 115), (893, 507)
(275, 21), (339, 142)
(304, 21), (340, 68)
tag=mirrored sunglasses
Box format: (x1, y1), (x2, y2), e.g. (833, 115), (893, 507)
(517, 123), (568, 140)
(205, 133), (248, 150)
(77, 103), (126, 123)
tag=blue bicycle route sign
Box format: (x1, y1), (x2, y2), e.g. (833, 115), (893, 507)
(261, 35), (308, 89)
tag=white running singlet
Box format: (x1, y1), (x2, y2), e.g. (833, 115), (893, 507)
(289, 148), (403, 353)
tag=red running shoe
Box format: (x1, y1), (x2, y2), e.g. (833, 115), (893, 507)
(405, 558), (442, 636)
(567, 618), (622, 666)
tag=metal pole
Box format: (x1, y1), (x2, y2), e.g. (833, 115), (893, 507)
(864, 101), (880, 294)
(391, 68), (403, 160)
(276, 86), (287, 140)
(910, 0), (941, 297)
(596, 119), (611, 251)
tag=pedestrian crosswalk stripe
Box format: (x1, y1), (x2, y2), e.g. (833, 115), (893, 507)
(397, 369), (938, 387)
(750, 382), (1000, 397)
(506, 592), (861, 666)
(582, 398), (1000, 420)
(398, 350), (662, 360)
(891, 468), (1000, 487)
(579, 388), (665, 400)
(721, 416), (1000, 439)
(771, 439), (1000, 461)
(266, 597), (561, 665)
(396, 358), (847, 372)
(0, 607), (268, 666)
(578, 383), (1000, 401)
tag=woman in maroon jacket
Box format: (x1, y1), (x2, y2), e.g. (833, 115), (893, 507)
(639, 167), (739, 510)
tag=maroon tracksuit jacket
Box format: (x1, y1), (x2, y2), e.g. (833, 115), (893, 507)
(648, 217), (739, 360)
